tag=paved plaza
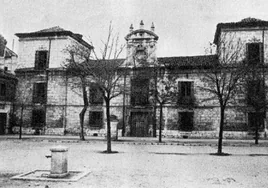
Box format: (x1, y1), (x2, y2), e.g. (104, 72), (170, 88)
(1, 137), (268, 188)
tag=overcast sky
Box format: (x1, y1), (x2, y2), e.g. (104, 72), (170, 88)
(1, 0), (268, 57)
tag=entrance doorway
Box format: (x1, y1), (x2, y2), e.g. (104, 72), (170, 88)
(179, 112), (194, 131)
(32, 109), (45, 134)
(130, 112), (150, 137)
(248, 112), (264, 132)
(0, 113), (7, 135)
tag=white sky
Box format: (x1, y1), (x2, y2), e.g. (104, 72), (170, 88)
(1, 0), (268, 57)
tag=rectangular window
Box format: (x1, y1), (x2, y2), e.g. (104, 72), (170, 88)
(89, 84), (103, 105)
(89, 111), (103, 128)
(35, 50), (48, 70)
(178, 112), (194, 131)
(178, 81), (194, 105)
(181, 82), (191, 97)
(32, 109), (45, 128)
(248, 112), (265, 131)
(131, 78), (149, 106)
(247, 43), (263, 65)
(33, 83), (46, 103)
(0, 83), (6, 97)
(246, 79), (265, 107)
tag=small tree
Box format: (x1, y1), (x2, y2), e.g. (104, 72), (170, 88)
(64, 42), (93, 141)
(65, 23), (125, 152)
(14, 78), (32, 139)
(245, 62), (266, 144)
(199, 33), (246, 154)
(150, 66), (178, 142)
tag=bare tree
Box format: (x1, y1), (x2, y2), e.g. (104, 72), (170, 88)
(14, 78), (32, 139)
(150, 66), (178, 142)
(88, 24), (125, 153)
(65, 23), (125, 152)
(64, 42), (92, 141)
(245, 60), (266, 144)
(199, 33), (247, 154)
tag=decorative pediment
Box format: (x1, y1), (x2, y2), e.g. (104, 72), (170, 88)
(248, 36), (261, 43)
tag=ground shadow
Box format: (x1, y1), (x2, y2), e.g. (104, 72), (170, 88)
(210, 153), (231, 156)
(97, 150), (120, 154)
(150, 152), (268, 157)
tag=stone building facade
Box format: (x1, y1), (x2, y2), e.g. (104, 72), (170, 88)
(12, 18), (268, 138)
(0, 34), (17, 134)
(14, 27), (93, 135)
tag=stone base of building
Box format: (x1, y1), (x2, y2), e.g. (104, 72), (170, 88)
(11, 126), (267, 139)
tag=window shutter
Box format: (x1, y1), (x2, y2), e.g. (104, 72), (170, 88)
(46, 51), (49, 68)
(260, 43), (264, 64)
(35, 51), (39, 70)
(32, 83), (37, 102)
(178, 82), (182, 99)
(100, 112), (103, 128)
(43, 83), (47, 103)
(178, 112), (182, 130)
(190, 81), (194, 98)
(246, 43), (249, 62)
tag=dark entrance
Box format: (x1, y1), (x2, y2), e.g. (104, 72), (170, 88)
(179, 112), (194, 131)
(130, 112), (150, 137)
(0, 113), (7, 135)
(248, 112), (264, 132)
(32, 109), (45, 134)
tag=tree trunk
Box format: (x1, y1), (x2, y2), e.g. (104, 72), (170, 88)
(79, 108), (86, 141)
(153, 69), (157, 137)
(79, 78), (89, 141)
(106, 99), (112, 153)
(122, 71), (126, 137)
(153, 105), (157, 137)
(255, 122), (259, 144)
(217, 107), (225, 154)
(159, 104), (163, 142)
(19, 105), (24, 139)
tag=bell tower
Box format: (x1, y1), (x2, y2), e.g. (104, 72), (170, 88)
(125, 20), (159, 67)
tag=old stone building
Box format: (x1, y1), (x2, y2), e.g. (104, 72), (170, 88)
(12, 18), (268, 138)
(0, 34), (17, 134)
(14, 27), (93, 135)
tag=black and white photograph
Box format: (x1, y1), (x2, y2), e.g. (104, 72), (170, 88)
(1, 0), (268, 187)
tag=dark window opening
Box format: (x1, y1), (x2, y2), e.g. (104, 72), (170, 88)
(35, 50), (48, 70)
(181, 82), (191, 97)
(248, 112), (265, 132)
(89, 84), (103, 105)
(0, 83), (6, 97)
(246, 79), (265, 107)
(247, 43), (262, 65)
(89, 111), (103, 128)
(179, 112), (194, 131)
(178, 81), (194, 105)
(32, 109), (45, 128)
(33, 83), (46, 103)
(131, 78), (149, 106)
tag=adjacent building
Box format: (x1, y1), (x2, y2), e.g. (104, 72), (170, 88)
(0, 34), (17, 134)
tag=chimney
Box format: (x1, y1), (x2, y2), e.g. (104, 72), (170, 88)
(129, 24), (134, 32)
(140, 20), (144, 29)
(151, 22), (155, 32)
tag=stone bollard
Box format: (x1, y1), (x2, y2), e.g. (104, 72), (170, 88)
(48, 146), (69, 178)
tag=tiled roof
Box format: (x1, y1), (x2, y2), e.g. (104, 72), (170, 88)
(15, 26), (93, 49)
(158, 55), (217, 69)
(35, 26), (65, 33)
(214, 17), (268, 44)
(0, 69), (17, 80)
(5, 47), (17, 58)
